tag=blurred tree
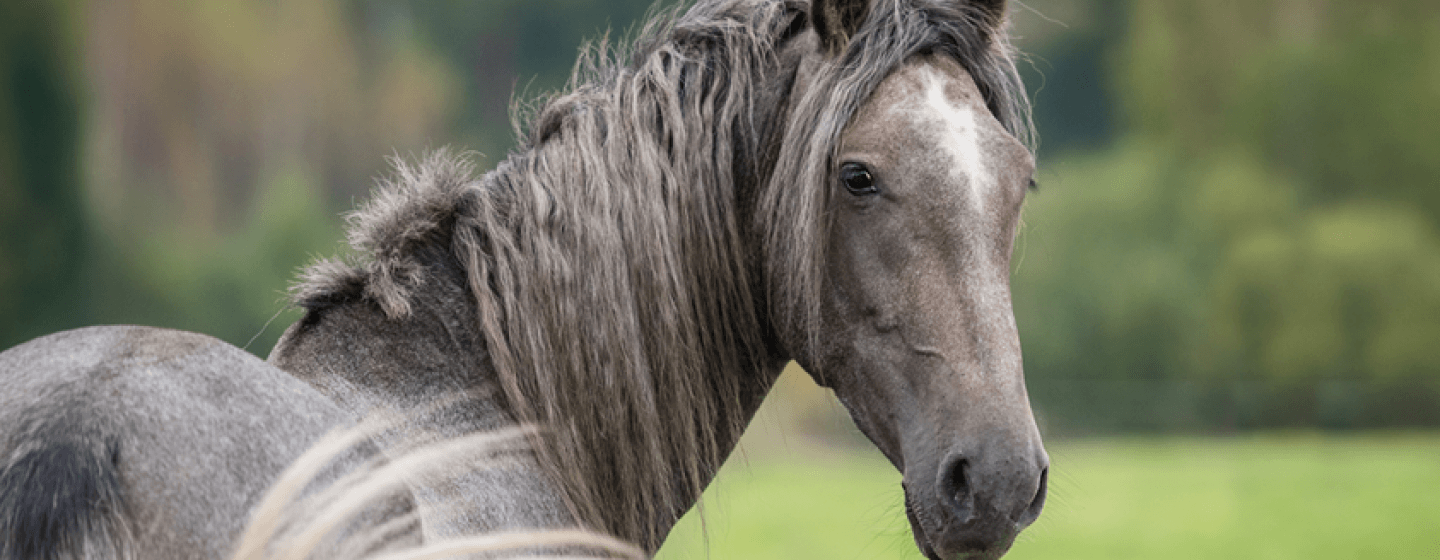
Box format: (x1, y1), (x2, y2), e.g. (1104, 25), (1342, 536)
(84, 0), (457, 236)
(1016, 0), (1440, 432)
(70, 0), (668, 352)
(0, 0), (88, 349)
(80, 0), (457, 351)
(1010, 0), (1125, 156)
(1120, 0), (1440, 215)
(352, 0), (665, 163)
(0, 0), (694, 353)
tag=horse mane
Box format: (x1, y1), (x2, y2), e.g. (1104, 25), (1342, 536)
(289, 0), (1031, 549)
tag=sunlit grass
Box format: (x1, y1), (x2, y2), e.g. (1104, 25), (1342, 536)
(656, 433), (1440, 559)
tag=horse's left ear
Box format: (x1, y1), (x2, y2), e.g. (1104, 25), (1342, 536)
(967, 0), (1007, 27)
(811, 0), (870, 53)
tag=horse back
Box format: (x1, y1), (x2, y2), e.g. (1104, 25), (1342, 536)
(0, 326), (359, 559)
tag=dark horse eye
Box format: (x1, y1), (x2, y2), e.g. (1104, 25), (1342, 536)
(839, 162), (878, 196)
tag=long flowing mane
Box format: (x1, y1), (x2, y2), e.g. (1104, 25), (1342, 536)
(288, 0), (1031, 548)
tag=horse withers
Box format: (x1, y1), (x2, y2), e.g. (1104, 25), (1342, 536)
(0, 0), (1046, 558)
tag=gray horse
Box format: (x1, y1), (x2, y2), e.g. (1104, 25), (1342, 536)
(0, 0), (1048, 558)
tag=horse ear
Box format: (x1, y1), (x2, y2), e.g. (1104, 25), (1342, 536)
(810, 0), (870, 53)
(969, 0), (1007, 25)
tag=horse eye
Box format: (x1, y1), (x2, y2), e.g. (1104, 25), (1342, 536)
(839, 163), (879, 196)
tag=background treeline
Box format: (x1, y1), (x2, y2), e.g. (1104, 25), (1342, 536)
(2, 0), (1435, 434)
(1012, 0), (1440, 432)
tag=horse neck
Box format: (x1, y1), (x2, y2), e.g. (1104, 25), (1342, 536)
(473, 152), (790, 547)
(457, 26), (803, 541)
(269, 2), (805, 542)
(269, 230), (789, 546)
(269, 254), (498, 423)
(268, 261), (583, 539)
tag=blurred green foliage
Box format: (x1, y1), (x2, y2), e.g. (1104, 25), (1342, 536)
(0, 1), (88, 346)
(352, 0), (660, 159)
(87, 168), (340, 351)
(0, 0), (1435, 431)
(1013, 0), (1440, 432)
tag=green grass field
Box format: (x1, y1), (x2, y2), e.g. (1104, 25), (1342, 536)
(655, 433), (1440, 559)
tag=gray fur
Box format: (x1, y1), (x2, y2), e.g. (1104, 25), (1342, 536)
(0, 327), (393, 559)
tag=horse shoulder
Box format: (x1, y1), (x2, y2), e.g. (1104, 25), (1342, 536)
(268, 292), (578, 542)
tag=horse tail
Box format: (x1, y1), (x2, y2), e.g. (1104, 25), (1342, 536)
(0, 417), (133, 560)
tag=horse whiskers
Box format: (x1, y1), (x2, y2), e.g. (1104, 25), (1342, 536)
(231, 421), (642, 560)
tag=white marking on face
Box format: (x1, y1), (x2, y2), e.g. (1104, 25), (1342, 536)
(918, 66), (991, 211)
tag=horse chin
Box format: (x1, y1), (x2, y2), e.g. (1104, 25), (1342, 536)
(904, 486), (1014, 560)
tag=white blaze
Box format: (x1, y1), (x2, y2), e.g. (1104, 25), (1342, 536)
(921, 67), (990, 210)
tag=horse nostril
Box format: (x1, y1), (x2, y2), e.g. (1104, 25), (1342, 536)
(940, 455), (975, 523)
(1017, 465), (1048, 528)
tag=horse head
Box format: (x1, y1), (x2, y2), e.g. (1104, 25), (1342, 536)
(763, 1), (1047, 557)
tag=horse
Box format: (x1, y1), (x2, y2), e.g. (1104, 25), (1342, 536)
(0, 0), (1047, 558)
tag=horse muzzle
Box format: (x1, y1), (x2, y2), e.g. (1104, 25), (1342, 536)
(904, 444), (1049, 559)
